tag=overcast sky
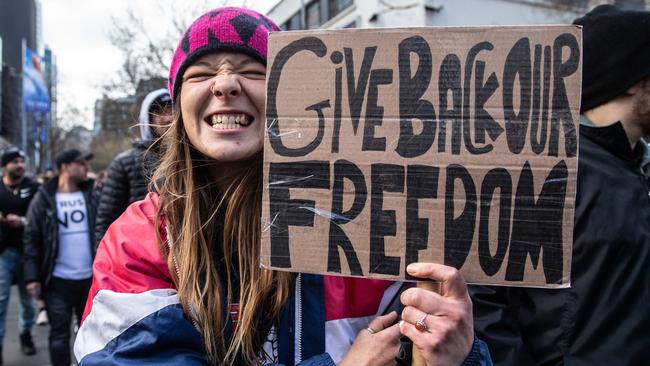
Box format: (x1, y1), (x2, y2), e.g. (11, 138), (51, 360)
(41, 0), (279, 129)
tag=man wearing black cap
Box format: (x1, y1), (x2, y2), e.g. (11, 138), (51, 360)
(23, 148), (96, 366)
(94, 88), (172, 246)
(470, 5), (650, 366)
(0, 147), (38, 362)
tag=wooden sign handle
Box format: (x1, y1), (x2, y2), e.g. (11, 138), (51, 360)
(411, 281), (441, 366)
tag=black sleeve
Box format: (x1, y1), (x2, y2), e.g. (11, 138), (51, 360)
(469, 285), (535, 365)
(0, 198), (6, 254)
(22, 191), (46, 284)
(94, 155), (130, 248)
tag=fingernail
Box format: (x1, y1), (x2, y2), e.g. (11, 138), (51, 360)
(407, 263), (421, 274)
(398, 320), (404, 329)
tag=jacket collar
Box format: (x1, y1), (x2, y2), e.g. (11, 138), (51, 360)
(579, 116), (647, 170)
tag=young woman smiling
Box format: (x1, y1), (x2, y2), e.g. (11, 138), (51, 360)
(73, 7), (491, 366)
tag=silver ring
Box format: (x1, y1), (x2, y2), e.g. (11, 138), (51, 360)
(365, 326), (376, 334)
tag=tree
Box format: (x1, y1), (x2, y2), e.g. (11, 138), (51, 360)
(43, 100), (92, 171)
(102, 0), (236, 98)
(92, 0), (248, 172)
(90, 129), (133, 172)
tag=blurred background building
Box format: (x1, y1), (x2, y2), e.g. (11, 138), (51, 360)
(268, 0), (649, 30)
(93, 96), (136, 137)
(0, 0), (56, 170)
(92, 76), (166, 138)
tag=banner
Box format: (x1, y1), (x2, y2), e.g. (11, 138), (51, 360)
(23, 47), (50, 113)
(261, 26), (581, 288)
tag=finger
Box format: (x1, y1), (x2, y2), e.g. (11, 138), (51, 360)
(400, 316), (474, 365)
(376, 324), (403, 364)
(398, 320), (435, 360)
(401, 306), (436, 330)
(378, 322), (401, 340)
(399, 317), (458, 347)
(406, 263), (468, 298)
(400, 288), (451, 315)
(367, 311), (398, 333)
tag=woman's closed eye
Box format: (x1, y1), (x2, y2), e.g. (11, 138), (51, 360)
(184, 72), (214, 82)
(183, 65), (218, 81)
(239, 69), (266, 80)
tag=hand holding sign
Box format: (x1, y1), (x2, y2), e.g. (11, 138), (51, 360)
(399, 263), (474, 366)
(338, 311), (401, 366)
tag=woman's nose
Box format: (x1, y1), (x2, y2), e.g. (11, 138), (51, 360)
(211, 76), (241, 99)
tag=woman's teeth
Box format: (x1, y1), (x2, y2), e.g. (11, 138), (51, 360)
(211, 114), (251, 129)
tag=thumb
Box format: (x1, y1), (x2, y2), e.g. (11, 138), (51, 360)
(406, 263), (468, 298)
(367, 311), (399, 333)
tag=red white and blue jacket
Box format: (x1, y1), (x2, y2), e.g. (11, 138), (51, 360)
(74, 193), (491, 365)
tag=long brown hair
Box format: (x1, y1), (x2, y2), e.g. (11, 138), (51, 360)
(152, 108), (294, 364)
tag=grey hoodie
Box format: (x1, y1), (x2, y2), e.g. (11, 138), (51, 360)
(138, 88), (169, 142)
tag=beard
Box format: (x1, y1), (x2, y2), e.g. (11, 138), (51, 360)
(72, 174), (88, 185)
(642, 124), (650, 140)
(633, 80), (650, 137)
(7, 168), (24, 181)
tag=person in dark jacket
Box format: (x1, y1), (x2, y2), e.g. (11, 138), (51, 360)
(23, 149), (97, 366)
(0, 147), (38, 362)
(93, 89), (172, 247)
(470, 5), (650, 365)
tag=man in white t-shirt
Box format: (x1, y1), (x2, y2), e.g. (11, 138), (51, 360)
(23, 149), (96, 366)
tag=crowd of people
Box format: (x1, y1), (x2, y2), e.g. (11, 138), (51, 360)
(0, 3), (647, 366)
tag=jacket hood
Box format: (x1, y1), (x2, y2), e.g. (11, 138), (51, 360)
(139, 89), (169, 142)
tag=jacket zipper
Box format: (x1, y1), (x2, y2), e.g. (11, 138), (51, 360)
(45, 198), (57, 287)
(165, 229), (200, 330)
(294, 273), (303, 365)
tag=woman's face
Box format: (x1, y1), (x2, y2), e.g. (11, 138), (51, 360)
(180, 52), (266, 163)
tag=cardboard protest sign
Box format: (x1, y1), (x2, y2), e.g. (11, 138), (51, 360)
(261, 26), (581, 288)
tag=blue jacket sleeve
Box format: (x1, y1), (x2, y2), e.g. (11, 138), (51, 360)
(297, 353), (336, 366)
(269, 353), (336, 366)
(271, 337), (491, 366)
(462, 337), (493, 366)
(78, 303), (208, 365)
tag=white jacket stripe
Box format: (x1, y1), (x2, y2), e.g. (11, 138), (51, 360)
(74, 288), (179, 362)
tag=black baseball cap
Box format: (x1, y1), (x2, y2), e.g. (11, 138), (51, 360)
(55, 149), (94, 169)
(1, 147), (26, 167)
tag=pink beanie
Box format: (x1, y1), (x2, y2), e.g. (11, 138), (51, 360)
(168, 7), (280, 102)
